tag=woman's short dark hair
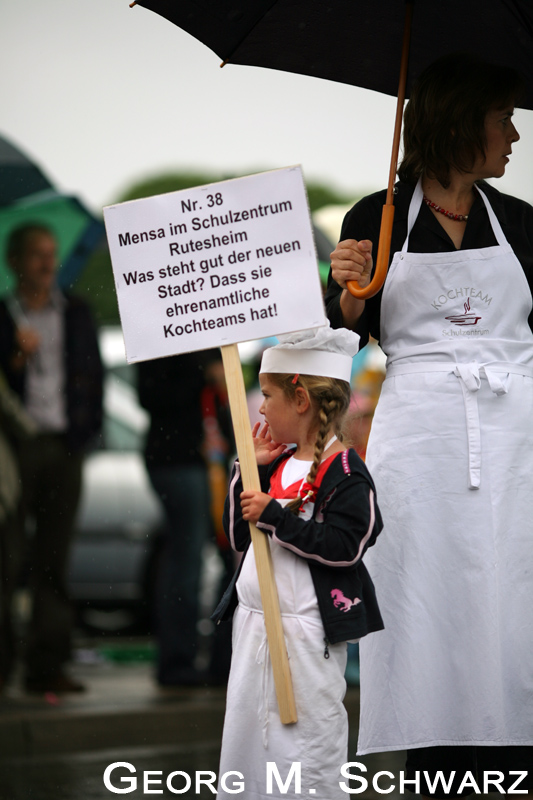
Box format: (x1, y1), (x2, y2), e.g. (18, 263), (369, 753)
(398, 53), (525, 187)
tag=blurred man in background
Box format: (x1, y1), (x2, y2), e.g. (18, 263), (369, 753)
(138, 352), (214, 687)
(0, 224), (102, 693)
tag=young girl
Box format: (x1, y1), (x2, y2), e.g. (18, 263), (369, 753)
(214, 325), (383, 800)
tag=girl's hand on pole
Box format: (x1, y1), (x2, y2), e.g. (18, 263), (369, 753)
(251, 422), (285, 465)
(240, 490), (272, 523)
(330, 239), (373, 289)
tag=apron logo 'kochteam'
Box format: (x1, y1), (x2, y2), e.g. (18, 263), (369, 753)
(445, 298), (482, 326)
(431, 287), (492, 311)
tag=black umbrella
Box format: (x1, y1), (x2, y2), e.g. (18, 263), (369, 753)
(128, 1), (533, 108)
(127, 0), (533, 296)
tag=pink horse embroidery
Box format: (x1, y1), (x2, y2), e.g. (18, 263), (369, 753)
(331, 589), (361, 612)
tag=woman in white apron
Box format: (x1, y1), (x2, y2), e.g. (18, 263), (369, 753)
(326, 53), (533, 797)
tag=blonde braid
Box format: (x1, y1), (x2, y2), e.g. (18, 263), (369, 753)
(286, 392), (346, 515)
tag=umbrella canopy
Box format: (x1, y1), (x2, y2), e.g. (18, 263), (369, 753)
(129, 0), (533, 297)
(0, 134), (105, 296)
(129, 1), (533, 110)
(0, 135), (52, 205)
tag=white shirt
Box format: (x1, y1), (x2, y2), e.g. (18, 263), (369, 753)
(14, 288), (68, 432)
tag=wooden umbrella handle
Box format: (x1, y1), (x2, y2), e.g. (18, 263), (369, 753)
(346, 0), (413, 301)
(221, 343), (298, 724)
(347, 204), (395, 299)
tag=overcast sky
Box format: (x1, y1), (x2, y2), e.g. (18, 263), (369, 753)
(2, 0), (533, 231)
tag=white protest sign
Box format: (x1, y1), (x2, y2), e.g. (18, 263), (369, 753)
(103, 166), (326, 362)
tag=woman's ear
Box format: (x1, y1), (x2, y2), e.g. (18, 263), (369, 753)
(294, 386), (311, 414)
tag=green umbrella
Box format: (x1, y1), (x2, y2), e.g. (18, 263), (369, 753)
(0, 134), (104, 296)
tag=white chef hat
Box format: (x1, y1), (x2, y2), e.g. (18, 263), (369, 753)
(259, 323), (360, 383)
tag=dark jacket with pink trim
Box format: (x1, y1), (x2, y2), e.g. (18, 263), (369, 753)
(212, 448), (384, 645)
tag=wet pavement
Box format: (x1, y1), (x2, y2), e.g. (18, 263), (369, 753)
(0, 742), (411, 800)
(0, 645), (495, 800)
(0, 742), (223, 799)
(0, 643), (412, 800)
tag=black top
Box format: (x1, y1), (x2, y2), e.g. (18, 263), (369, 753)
(325, 181), (533, 347)
(138, 350), (220, 468)
(214, 448), (384, 643)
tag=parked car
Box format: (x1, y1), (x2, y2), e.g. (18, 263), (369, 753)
(67, 326), (165, 633)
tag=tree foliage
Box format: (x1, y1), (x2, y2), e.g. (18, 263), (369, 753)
(118, 170), (353, 210)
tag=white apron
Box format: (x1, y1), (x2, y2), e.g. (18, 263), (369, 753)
(358, 179), (533, 754)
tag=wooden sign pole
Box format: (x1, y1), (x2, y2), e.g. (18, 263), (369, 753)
(221, 343), (298, 725)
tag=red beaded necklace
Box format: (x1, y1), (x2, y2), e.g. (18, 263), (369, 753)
(423, 195), (469, 222)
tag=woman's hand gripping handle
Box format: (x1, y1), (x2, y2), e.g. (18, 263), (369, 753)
(330, 238), (373, 329)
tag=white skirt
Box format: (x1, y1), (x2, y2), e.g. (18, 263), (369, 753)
(358, 370), (533, 754)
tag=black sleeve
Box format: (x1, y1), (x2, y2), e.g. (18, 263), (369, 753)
(222, 460), (272, 552)
(256, 475), (382, 568)
(66, 296), (104, 448)
(324, 191), (387, 346)
(483, 185), (533, 332)
(0, 302), (23, 397)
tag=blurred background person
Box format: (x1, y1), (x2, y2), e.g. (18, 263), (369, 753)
(0, 223), (103, 694)
(200, 359), (235, 685)
(138, 350), (223, 687)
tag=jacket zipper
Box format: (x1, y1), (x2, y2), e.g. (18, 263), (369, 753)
(323, 638), (330, 659)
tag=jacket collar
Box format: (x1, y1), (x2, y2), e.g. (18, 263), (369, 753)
(267, 447), (372, 509)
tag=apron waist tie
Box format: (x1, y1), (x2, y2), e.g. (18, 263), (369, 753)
(255, 634), (271, 749)
(386, 361), (533, 489)
(249, 612), (294, 749)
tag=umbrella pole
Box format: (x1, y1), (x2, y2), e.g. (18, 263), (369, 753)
(347, 0), (413, 300)
(221, 343), (298, 725)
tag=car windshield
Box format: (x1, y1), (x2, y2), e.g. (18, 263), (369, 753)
(99, 327), (149, 452)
